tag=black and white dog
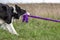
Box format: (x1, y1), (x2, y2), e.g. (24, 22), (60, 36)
(0, 3), (29, 35)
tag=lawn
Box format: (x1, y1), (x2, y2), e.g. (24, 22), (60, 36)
(0, 18), (60, 40)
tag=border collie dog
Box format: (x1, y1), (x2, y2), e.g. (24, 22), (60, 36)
(0, 3), (27, 35)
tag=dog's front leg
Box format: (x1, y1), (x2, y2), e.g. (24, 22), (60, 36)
(5, 23), (19, 35)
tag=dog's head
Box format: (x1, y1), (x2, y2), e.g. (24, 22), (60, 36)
(14, 5), (26, 19)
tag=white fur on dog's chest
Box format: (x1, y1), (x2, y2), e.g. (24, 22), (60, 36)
(0, 19), (5, 24)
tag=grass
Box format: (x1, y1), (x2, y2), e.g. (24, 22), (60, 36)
(0, 18), (60, 40)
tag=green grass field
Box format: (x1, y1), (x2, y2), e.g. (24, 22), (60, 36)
(0, 18), (60, 40)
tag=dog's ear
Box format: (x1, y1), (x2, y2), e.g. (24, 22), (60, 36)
(2, 6), (7, 11)
(15, 5), (20, 8)
(15, 5), (21, 12)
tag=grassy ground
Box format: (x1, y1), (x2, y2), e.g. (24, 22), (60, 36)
(0, 18), (60, 40)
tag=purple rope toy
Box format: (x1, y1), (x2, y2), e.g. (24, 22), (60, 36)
(22, 13), (60, 23)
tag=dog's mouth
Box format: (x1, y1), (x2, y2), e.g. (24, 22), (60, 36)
(23, 12), (30, 15)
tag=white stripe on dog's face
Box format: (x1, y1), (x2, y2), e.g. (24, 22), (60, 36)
(12, 6), (17, 14)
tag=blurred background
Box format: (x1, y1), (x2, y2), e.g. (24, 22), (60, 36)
(0, 0), (60, 3)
